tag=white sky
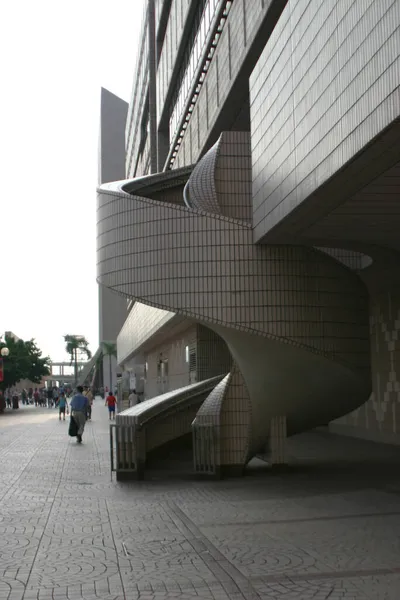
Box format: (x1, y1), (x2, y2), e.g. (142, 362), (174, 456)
(0, 0), (146, 361)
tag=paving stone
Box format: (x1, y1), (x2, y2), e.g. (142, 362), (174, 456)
(2, 404), (400, 598)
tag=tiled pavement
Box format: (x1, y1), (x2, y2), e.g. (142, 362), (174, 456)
(2, 404), (400, 599)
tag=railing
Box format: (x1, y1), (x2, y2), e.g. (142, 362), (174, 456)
(192, 420), (218, 476)
(109, 423), (136, 480)
(110, 375), (224, 480)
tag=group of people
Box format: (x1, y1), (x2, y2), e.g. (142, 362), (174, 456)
(57, 385), (94, 421)
(69, 387), (117, 443)
(0, 382), (119, 445)
(0, 385), (76, 410)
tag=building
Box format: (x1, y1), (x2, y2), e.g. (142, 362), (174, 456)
(97, 88), (129, 392)
(97, 0), (400, 478)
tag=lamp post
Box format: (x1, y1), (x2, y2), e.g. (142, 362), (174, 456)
(0, 347), (9, 412)
(0, 346), (9, 381)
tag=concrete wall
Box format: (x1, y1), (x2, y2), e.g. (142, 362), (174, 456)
(117, 302), (176, 365)
(144, 324), (197, 398)
(143, 324), (232, 399)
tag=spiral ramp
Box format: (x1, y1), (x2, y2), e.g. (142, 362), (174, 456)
(97, 132), (371, 478)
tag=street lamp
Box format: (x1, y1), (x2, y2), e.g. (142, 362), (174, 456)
(0, 347), (9, 407)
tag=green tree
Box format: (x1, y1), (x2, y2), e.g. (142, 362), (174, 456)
(102, 341), (117, 392)
(64, 335), (92, 386)
(0, 335), (51, 392)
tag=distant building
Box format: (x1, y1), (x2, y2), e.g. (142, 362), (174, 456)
(97, 89), (129, 392)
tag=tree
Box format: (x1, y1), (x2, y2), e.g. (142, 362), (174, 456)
(64, 335), (92, 386)
(102, 342), (117, 392)
(0, 335), (51, 392)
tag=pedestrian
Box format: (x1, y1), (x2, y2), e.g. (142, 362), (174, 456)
(33, 388), (40, 406)
(47, 387), (53, 408)
(85, 387), (94, 420)
(12, 390), (19, 409)
(53, 387), (59, 408)
(105, 391), (117, 420)
(58, 392), (68, 421)
(69, 385), (89, 443)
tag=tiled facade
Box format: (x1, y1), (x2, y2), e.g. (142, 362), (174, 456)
(332, 287), (400, 444)
(250, 0), (400, 243)
(97, 0), (400, 477)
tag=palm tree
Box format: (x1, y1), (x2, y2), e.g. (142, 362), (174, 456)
(102, 341), (117, 392)
(64, 335), (92, 387)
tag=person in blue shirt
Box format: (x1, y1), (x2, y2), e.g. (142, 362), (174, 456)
(58, 392), (68, 421)
(70, 386), (89, 443)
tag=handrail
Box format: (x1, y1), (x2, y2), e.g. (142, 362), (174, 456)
(183, 179), (192, 208)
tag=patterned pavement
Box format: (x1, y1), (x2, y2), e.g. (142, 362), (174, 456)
(1, 402), (400, 599)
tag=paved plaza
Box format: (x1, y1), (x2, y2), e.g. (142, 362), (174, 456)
(2, 404), (400, 599)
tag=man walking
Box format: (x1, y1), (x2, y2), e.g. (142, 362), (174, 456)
(83, 386), (93, 420)
(70, 386), (89, 443)
(47, 387), (54, 408)
(86, 387), (94, 420)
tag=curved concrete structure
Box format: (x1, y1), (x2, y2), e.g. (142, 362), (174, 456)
(97, 132), (371, 472)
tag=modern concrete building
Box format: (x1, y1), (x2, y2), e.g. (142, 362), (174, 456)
(97, 88), (129, 392)
(97, 0), (400, 479)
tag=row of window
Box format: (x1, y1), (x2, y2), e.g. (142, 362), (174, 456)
(169, 0), (225, 144)
(126, 11), (150, 176)
(168, 0), (232, 168)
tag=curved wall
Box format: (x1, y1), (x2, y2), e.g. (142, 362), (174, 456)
(97, 186), (369, 376)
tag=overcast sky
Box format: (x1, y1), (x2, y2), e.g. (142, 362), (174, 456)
(0, 0), (145, 361)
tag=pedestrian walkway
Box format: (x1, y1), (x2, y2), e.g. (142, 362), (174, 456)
(2, 403), (400, 599)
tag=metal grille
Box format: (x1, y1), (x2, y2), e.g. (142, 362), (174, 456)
(193, 423), (217, 475)
(109, 424), (136, 480)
